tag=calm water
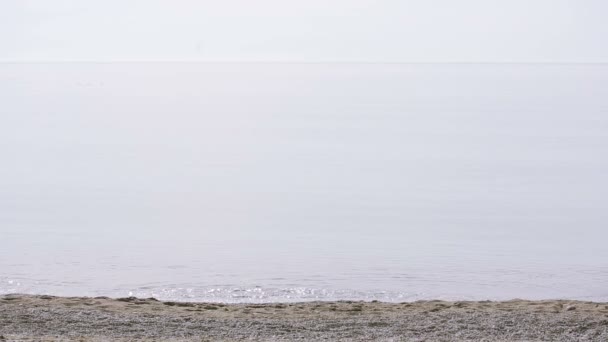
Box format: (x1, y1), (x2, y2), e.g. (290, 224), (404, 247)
(1, 63), (607, 302)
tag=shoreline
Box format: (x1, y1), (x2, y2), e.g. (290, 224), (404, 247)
(1, 294), (607, 341)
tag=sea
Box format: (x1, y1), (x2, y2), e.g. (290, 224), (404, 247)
(1, 63), (607, 303)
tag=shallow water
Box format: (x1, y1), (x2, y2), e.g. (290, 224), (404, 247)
(1, 63), (607, 302)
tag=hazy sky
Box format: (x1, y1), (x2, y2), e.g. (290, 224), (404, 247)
(2, 0), (608, 62)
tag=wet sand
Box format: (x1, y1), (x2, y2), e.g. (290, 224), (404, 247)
(1, 294), (607, 341)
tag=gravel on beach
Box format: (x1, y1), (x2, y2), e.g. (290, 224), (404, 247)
(1, 294), (608, 341)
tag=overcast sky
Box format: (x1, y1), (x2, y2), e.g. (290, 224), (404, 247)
(2, 0), (607, 62)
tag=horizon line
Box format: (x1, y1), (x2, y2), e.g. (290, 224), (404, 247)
(2, 60), (608, 65)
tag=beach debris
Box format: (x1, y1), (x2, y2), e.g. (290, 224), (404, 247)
(116, 297), (138, 302)
(164, 301), (195, 307)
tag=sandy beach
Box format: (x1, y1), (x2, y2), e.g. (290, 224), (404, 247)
(1, 295), (607, 341)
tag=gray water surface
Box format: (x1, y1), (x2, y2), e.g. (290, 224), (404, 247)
(1, 63), (607, 302)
